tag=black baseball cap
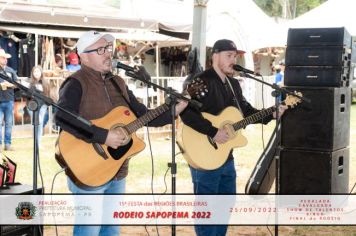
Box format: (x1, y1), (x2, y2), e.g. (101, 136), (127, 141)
(212, 39), (245, 54)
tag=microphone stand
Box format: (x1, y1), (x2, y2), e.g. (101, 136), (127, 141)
(125, 71), (200, 236)
(240, 72), (309, 235)
(0, 73), (94, 236)
(0, 72), (94, 187)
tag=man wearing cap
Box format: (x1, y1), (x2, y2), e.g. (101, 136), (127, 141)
(0, 48), (18, 151)
(55, 30), (188, 236)
(180, 39), (287, 236)
(66, 52), (81, 72)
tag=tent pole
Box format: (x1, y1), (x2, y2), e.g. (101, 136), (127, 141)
(155, 43), (160, 77)
(192, 0), (208, 70)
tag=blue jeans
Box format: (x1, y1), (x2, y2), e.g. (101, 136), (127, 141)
(27, 104), (48, 146)
(190, 158), (236, 236)
(0, 101), (14, 145)
(43, 108), (49, 128)
(68, 177), (126, 236)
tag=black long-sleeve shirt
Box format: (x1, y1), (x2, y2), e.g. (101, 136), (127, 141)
(180, 68), (273, 140)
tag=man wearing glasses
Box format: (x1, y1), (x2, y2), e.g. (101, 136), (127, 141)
(55, 31), (188, 236)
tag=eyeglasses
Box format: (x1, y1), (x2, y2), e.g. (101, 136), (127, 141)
(82, 45), (113, 55)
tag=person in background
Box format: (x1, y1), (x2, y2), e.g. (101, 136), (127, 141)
(46, 53), (63, 130)
(274, 61), (285, 101)
(274, 60), (285, 86)
(0, 48), (18, 151)
(180, 39), (287, 236)
(55, 30), (188, 236)
(55, 53), (64, 70)
(26, 66), (49, 146)
(66, 52), (81, 72)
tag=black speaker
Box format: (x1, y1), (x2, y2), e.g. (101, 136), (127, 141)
(279, 148), (349, 194)
(284, 66), (349, 87)
(287, 27), (351, 47)
(285, 27), (355, 87)
(0, 226), (40, 236)
(285, 46), (351, 67)
(281, 87), (350, 151)
(0, 184), (43, 194)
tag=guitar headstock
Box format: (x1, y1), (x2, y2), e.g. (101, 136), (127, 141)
(283, 91), (303, 108)
(186, 78), (208, 100)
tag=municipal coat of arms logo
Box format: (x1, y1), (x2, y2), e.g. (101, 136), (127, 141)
(15, 202), (36, 220)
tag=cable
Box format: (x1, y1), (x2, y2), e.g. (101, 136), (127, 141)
(38, 224), (43, 236)
(34, 136), (45, 236)
(260, 75), (266, 150)
(36, 139), (45, 193)
(147, 129), (155, 195)
(144, 225), (151, 236)
(144, 125), (160, 236)
(259, 75), (277, 236)
(50, 167), (66, 236)
(349, 182), (356, 194)
(50, 167), (66, 195)
(143, 85), (155, 195)
(162, 153), (180, 195)
(266, 225), (274, 236)
(162, 166), (170, 195)
(143, 86), (160, 236)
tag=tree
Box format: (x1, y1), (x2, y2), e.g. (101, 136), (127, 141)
(295, 0), (327, 17)
(254, 0), (328, 19)
(254, 0), (282, 17)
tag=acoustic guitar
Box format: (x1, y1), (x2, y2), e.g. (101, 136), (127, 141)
(177, 92), (302, 170)
(55, 79), (207, 188)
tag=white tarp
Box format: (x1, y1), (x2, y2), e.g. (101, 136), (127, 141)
(285, 0), (356, 36)
(0, 25), (186, 47)
(206, 0), (286, 50)
(120, 0), (286, 51)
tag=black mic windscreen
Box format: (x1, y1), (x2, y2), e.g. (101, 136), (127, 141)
(112, 60), (136, 72)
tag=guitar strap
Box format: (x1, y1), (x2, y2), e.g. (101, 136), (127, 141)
(109, 76), (127, 101)
(108, 75), (141, 117)
(226, 77), (244, 117)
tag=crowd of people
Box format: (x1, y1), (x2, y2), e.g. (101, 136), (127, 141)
(0, 45), (87, 151)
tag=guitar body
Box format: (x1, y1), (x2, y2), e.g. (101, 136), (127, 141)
(56, 106), (145, 188)
(178, 106), (248, 170)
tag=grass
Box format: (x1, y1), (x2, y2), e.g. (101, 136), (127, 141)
(3, 104), (356, 235)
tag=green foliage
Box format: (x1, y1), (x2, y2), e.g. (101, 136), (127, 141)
(254, 0), (328, 18)
(254, 0), (282, 17)
(104, 0), (120, 9)
(296, 0), (327, 16)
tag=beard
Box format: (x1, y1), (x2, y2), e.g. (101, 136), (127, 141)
(226, 72), (234, 77)
(222, 65), (234, 77)
(103, 58), (112, 72)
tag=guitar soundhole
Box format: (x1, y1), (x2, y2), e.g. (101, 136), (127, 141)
(107, 139), (133, 160)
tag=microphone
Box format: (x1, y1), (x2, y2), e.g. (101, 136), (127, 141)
(233, 64), (261, 76)
(112, 60), (157, 91)
(112, 60), (137, 72)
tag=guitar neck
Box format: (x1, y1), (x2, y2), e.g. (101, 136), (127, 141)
(125, 104), (169, 134)
(233, 106), (275, 131)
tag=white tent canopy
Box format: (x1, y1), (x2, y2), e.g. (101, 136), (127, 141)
(206, 0), (286, 50)
(285, 0), (356, 36)
(0, 24), (186, 48)
(120, 0), (286, 51)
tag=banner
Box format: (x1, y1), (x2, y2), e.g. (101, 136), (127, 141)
(0, 195), (355, 225)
